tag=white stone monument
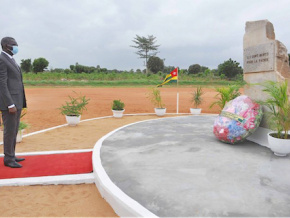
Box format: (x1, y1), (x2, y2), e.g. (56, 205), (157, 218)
(243, 19), (290, 102)
(243, 20), (290, 146)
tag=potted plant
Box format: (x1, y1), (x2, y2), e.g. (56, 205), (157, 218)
(17, 121), (29, 143)
(16, 109), (29, 143)
(147, 88), (166, 116)
(258, 80), (290, 156)
(59, 92), (90, 126)
(112, 99), (125, 118)
(190, 86), (204, 115)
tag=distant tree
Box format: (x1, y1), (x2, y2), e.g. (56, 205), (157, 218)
(51, 68), (64, 73)
(32, 58), (49, 73)
(64, 69), (72, 74)
(131, 35), (160, 74)
(70, 63), (96, 73)
(163, 66), (175, 74)
(288, 54), (290, 66)
(101, 67), (107, 73)
(204, 69), (212, 77)
(217, 58), (243, 79)
(211, 69), (219, 76)
(200, 66), (209, 73)
(180, 69), (188, 75)
(20, 59), (32, 72)
(70, 65), (75, 71)
(188, 64), (201, 74)
(147, 56), (164, 74)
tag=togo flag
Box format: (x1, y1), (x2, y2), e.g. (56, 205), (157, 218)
(157, 68), (178, 87)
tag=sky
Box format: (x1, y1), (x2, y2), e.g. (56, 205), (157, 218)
(1, 0), (289, 71)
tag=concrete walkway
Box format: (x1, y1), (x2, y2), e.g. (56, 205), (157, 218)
(100, 115), (290, 217)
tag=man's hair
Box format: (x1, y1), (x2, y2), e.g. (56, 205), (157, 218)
(1, 37), (15, 49)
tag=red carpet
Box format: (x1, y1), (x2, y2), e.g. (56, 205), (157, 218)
(0, 152), (93, 179)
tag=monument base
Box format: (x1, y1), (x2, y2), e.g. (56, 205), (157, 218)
(247, 127), (271, 148)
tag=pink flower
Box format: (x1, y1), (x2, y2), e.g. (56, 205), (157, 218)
(243, 117), (256, 130)
(241, 109), (250, 118)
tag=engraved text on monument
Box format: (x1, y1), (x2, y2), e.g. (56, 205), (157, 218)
(243, 42), (274, 73)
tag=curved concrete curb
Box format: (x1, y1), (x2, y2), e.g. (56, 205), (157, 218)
(0, 112), (190, 145)
(91, 114), (273, 217)
(0, 113), (272, 215)
(0, 114), (182, 187)
(92, 119), (160, 217)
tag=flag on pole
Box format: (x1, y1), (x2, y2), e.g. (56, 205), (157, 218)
(157, 68), (178, 87)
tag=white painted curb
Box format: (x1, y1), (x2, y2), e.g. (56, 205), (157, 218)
(0, 173), (94, 187)
(0, 114), (183, 188)
(0, 113), (271, 216)
(0, 113), (190, 145)
(91, 114), (272, 217)
(0, 149), (93, 158)
(0, 113), (220, 215)
(92, 119), (161, 217)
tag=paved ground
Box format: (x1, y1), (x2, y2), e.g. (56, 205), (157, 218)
(101, 115), (290, 217)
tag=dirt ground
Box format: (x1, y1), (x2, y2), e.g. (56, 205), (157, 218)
(23, 87), (223, 133)
(0, 87), (242, 217)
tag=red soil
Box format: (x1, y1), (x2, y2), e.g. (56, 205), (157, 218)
(23, 87), (224, 132)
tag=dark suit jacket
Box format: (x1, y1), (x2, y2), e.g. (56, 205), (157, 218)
(0, 52), (27, 110)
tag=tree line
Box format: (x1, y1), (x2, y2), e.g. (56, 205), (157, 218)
(21, 58), (49, 73)
(22, 34), (274, 80)
(130, 35), (242, 80)
(20, 56), (244, 80)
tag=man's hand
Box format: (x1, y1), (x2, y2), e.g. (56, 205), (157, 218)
(8, 106), (17, 114)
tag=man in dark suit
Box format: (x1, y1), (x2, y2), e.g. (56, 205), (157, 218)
(0, 37), (27, 168)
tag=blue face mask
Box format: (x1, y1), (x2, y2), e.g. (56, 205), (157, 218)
(11, 46), (19, 55)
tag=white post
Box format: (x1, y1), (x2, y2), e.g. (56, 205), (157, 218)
(176, 67), (179, 114)
(176, 92), (179, 114)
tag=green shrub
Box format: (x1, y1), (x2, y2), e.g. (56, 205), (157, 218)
(147, 88), (164, 108)
(191, 87), (204, 108)
(19, 121), (28, 130)
(258, 80), (290, 139)
(112, 100), (125, 110)
(210, 85), (241, 111)
(59, 92), (90, 116)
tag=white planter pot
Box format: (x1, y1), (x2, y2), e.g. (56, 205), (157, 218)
(155, 108), (166, 116)
(268, 132), (290, 156)
(65, 115), (81, 126)
(112, 109), (125, 118)
(190, 108), (202, 115)
(16, 130), (24, 143)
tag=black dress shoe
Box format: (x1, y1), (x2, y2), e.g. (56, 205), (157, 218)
(4, 161), (22, 168)
(15, 157), (25, 162)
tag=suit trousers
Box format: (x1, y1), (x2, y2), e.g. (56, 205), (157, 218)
(1, 109), (22, 163)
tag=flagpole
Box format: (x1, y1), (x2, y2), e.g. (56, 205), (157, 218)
(176, 68), (179, 114)
(157, 68), (179, 113)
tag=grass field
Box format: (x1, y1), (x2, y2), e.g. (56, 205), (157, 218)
(23, 72), (244, 87)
